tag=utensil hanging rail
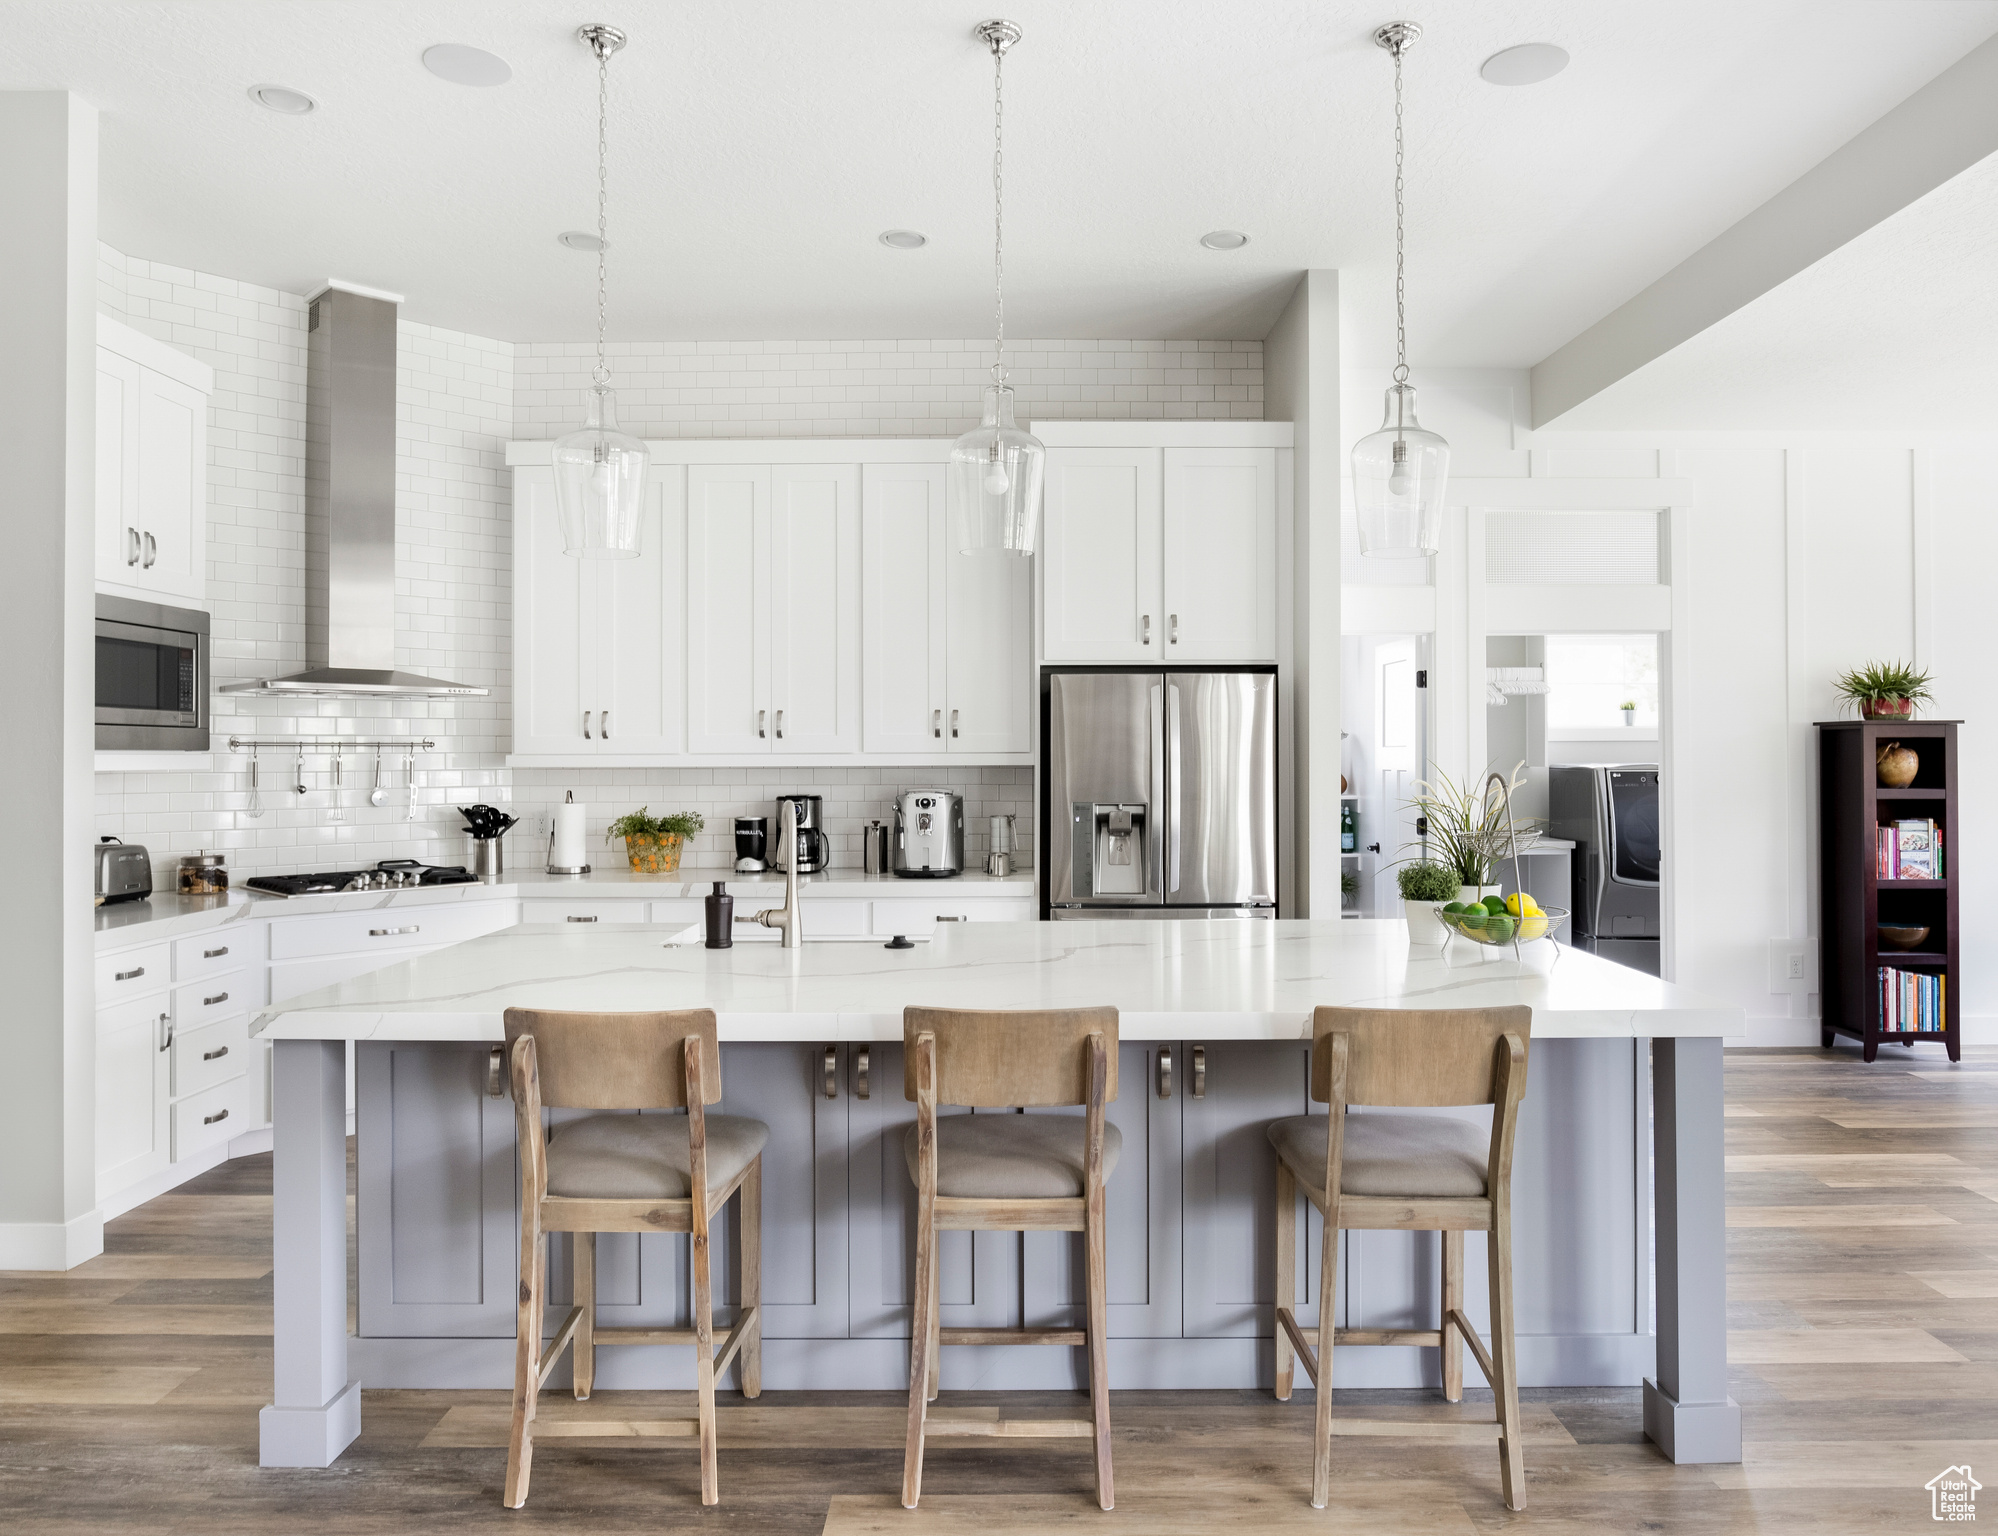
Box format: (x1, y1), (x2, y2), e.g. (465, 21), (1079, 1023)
(227, 737), (436, 752)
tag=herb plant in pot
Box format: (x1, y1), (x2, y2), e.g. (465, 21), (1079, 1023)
(1834, 660), (1932, 722)
(606, 807), (705, 876)
(1396, 860), (1457, 947)
(1407, 764), (1538, 906)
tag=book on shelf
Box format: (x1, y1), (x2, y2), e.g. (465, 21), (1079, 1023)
(1875, 817), (1943, 880)
(1877, 965), (1946, 1032)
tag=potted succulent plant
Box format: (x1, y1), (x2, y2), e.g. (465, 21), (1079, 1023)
(1396, 860), (1457, 946)
(606, 807), (705, 875)
(1406, 763), (1539, 904)
(1833, 660), (1932, 721)
(1619, 700), (1637, 726)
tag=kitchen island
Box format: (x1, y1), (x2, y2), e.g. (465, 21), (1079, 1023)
(253, 919), (1742, 1471)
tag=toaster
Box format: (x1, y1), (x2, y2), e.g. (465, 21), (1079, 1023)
(893, 790), (964, 878)
(95, 838), (153, 903)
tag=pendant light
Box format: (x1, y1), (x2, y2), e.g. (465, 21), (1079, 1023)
(1352, 21), (1449, 558)
(552, 23), (648, 559)
(950, 20), (1045, 557)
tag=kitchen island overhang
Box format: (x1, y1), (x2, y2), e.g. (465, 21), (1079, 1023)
(252, 919), (1743, 1473)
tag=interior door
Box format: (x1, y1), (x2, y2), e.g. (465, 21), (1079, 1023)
(594, 466), (686, 756)
(1166, 671), (1276, 906)
(511, 468), (594, 755)
(135, 367), (206, 600)
(686, 465), (771, 753)
(946, 534), (1032, 753)
(1162, 448), (1276, 662)
(861, 462), (947, 755)
(1041, 447), (1162, 662)
(768, 464), (861, 753)
(1371, 638), (1421, 915)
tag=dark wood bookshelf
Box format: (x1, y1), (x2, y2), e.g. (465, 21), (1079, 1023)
(1816, 720), (1960, 1062)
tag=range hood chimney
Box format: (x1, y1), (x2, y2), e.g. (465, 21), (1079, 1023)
(222, 283), (487, 699)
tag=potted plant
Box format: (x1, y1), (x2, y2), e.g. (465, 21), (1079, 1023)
(1619, 700), (1637, 726)
(1833, 660), (1932, 721)
(1396, 860), (1457, 946)
(606, 807), (705, 875)
(1406, 763), (1539, 904)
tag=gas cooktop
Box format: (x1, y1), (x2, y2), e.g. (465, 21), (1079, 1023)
(246, 860), (480, 898)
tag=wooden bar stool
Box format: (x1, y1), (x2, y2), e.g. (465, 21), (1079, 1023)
(901, 1005), (1119, 1511)
(1266, 1005), (1531, 1511)
(501, 1007), (766, 1509)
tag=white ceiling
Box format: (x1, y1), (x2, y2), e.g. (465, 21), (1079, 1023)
(2, 1), (1995, 363)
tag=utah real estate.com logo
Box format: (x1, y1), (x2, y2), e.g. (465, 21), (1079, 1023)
(1928, 1465), (1980, 1522)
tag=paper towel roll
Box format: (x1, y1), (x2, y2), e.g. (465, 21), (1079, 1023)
(551, 800), (589, 872)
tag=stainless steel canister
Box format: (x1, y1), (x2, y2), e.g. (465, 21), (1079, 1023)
(863, 820), (890, 875)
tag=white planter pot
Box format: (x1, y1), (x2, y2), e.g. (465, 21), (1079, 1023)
(1403, 898), (1447, 947)
(1458, 884), (1501, 906)
(1621, 709), (1636, 726)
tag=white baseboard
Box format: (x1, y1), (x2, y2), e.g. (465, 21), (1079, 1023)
(99, 1142), (232, 1220)
(0, 1208), (105, 1271)
(1727, 1016), (1998, 1050)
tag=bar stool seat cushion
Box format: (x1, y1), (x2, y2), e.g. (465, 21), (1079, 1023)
(546, 1113), (769, 1199)
(1266, 1112), (1488, 1198)
(904, 1113), (1123, 1199)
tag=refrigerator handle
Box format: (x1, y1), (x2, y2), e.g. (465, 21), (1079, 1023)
(1149, 680), (1166, 901)
(1166, 681), (1182, 894)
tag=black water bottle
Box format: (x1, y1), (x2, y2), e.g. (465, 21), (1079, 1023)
(704, 882), (733, 949)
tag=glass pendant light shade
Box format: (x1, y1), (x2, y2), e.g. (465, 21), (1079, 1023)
(552, 384), (649, 559)
(950, 383), (1045, 556)
(1353, 383), (1448, 557)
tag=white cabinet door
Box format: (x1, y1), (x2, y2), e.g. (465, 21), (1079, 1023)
(768, 464), (861, 753)
(135, 368), (207, 601)
(1042, 447), (1162, 662)
(595, 466), (687, 755)
(97, 995), (171, 1199)
(687, 465), (771, 753)
(96, 349), (142, 584)
(947, 539), (1032, 753)
(1162, 447), (1277, 662)
(512, 468), (594, 755)
(862, 463), (947, 755)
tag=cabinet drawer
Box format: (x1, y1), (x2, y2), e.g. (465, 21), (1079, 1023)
(174, 1013), (249, 1098)
(872, 898), (1034, 936)
(267, 901), (516, 960)
(521, 900), (651, 926)
(173, 1073), (255, 1161)
(268, 945), (443, 1004)
(648, 899), (706, 926)
(95, 942), (172, 1000)
(174, 927), (263, 983)
(173, 973), (246, 1030)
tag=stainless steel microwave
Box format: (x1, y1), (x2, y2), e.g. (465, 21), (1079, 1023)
(96, 594), (210, 750)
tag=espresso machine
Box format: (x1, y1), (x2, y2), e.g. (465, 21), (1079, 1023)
(770, 794), (831, 874)
(893, 789), (964, 877)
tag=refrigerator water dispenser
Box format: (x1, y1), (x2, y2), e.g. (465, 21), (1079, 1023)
(1071, 802), (1150, 897)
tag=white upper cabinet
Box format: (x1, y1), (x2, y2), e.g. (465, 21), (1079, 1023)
(95, 316), (212, 605)
(1042, 443), (1277, 664)
(1162, 447), (1277, 662)
(946, 539), (1032, 752)
(686, 465), (769, 753)
(513, 465), (686, 756)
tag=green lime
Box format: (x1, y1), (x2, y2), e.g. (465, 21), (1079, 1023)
(1459, 910), (1485, 929)
(1485, 916), (1514, 941)
(1482, 895), (1508, 915)
(1442, 902), (1466, 914)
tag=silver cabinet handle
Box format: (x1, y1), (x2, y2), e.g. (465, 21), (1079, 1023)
(1142, 613), (1152, 645)
(775, 708), (784, 740)
(126, 527), (141, 566)
(566, 914), (598, 923)
(487, 1046), (505, 1098)
(1170, 613), (1179, 644)
(600, 710), (609, 740)
(950, 708), (959, 739)
(143, 531), (157, 568)
(203, 1045), (230, 1062)
(1191, 1044), (1206, 1098)
(582, 710), (593, 739)
(203, 1108), (229, 1126)
(203, 991), (229, 1007)
(823, 1044), (838, 1100)
(158, 1013), (173, 1053)
(1157, 1046), (1173, 1099)
(855, 1045), (870, 1100)
(202, 946), (229, 959)
(758, 708), (768, 740)
(932, 709), (942, 739)
(935, 915), (967, 922)
(115, 966), (146, 982)
(368, 925), (420, 937)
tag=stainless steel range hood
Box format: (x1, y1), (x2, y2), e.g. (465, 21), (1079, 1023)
(222, 284), (487, 699)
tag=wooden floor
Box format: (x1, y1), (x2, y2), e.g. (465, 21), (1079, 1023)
(4, 1044), (1995, 1533)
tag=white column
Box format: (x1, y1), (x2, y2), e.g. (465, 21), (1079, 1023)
(0, 92), (103, 1271)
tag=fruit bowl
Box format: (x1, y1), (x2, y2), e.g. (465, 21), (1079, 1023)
(1438, 899), (1570, 953)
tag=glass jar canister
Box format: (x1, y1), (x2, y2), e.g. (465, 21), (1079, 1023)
(178, 851), (229, 895)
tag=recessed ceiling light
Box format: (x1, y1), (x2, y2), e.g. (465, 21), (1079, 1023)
(422, 43), (513, 88)
(1200, 230), (1250, 251)
(1479, 43), (1569, 87)
(558, 231), (607, 252)
(879, 229), (928, 249)
(249, 84), (315, 115)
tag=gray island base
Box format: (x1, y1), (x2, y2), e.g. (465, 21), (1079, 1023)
(252, 920), (1744, 1470)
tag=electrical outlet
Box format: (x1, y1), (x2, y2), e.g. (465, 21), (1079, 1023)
(1769, 939), (1817, 993)
(1787, 953), (1804, 980)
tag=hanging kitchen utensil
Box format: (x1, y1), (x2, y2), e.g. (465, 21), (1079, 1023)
(369, 748), (387, 806)
(405, 754), (417, 821)
(295, 749), (308, 797)
(245, 747), (265, 819)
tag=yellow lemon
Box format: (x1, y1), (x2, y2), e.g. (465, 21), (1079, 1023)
(1519, 916), (1549, 940)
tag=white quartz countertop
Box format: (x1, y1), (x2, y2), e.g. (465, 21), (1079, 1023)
(252, 918), (1738, 1044)
(96, 867), (1034, 948)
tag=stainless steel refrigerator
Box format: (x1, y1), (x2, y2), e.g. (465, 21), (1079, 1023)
(1042, 668), (1277, 920)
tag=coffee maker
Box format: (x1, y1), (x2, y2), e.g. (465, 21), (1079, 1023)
(892, 789), (964, 877)
(733, 816), (768, 874)
(770, 794), (831, 874)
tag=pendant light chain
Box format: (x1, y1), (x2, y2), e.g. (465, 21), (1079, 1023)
(991, 37), (1007, 388)
(1391, 37), (1408, 386)
(593, 39), (612, 389)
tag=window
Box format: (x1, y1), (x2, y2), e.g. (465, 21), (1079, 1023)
(1544, 634), (1658, 733)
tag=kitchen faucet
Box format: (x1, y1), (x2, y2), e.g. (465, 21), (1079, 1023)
(753, 799), (804, 947)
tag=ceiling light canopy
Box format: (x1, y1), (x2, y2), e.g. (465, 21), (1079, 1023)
(1200, 230), (1250, 251)
(249, 84), (315, 115)
(879, 229), (928, 249)
(558, 230), (607, 252)
(422, 43), (513, 88)
(1480, 42), (1569, 87)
